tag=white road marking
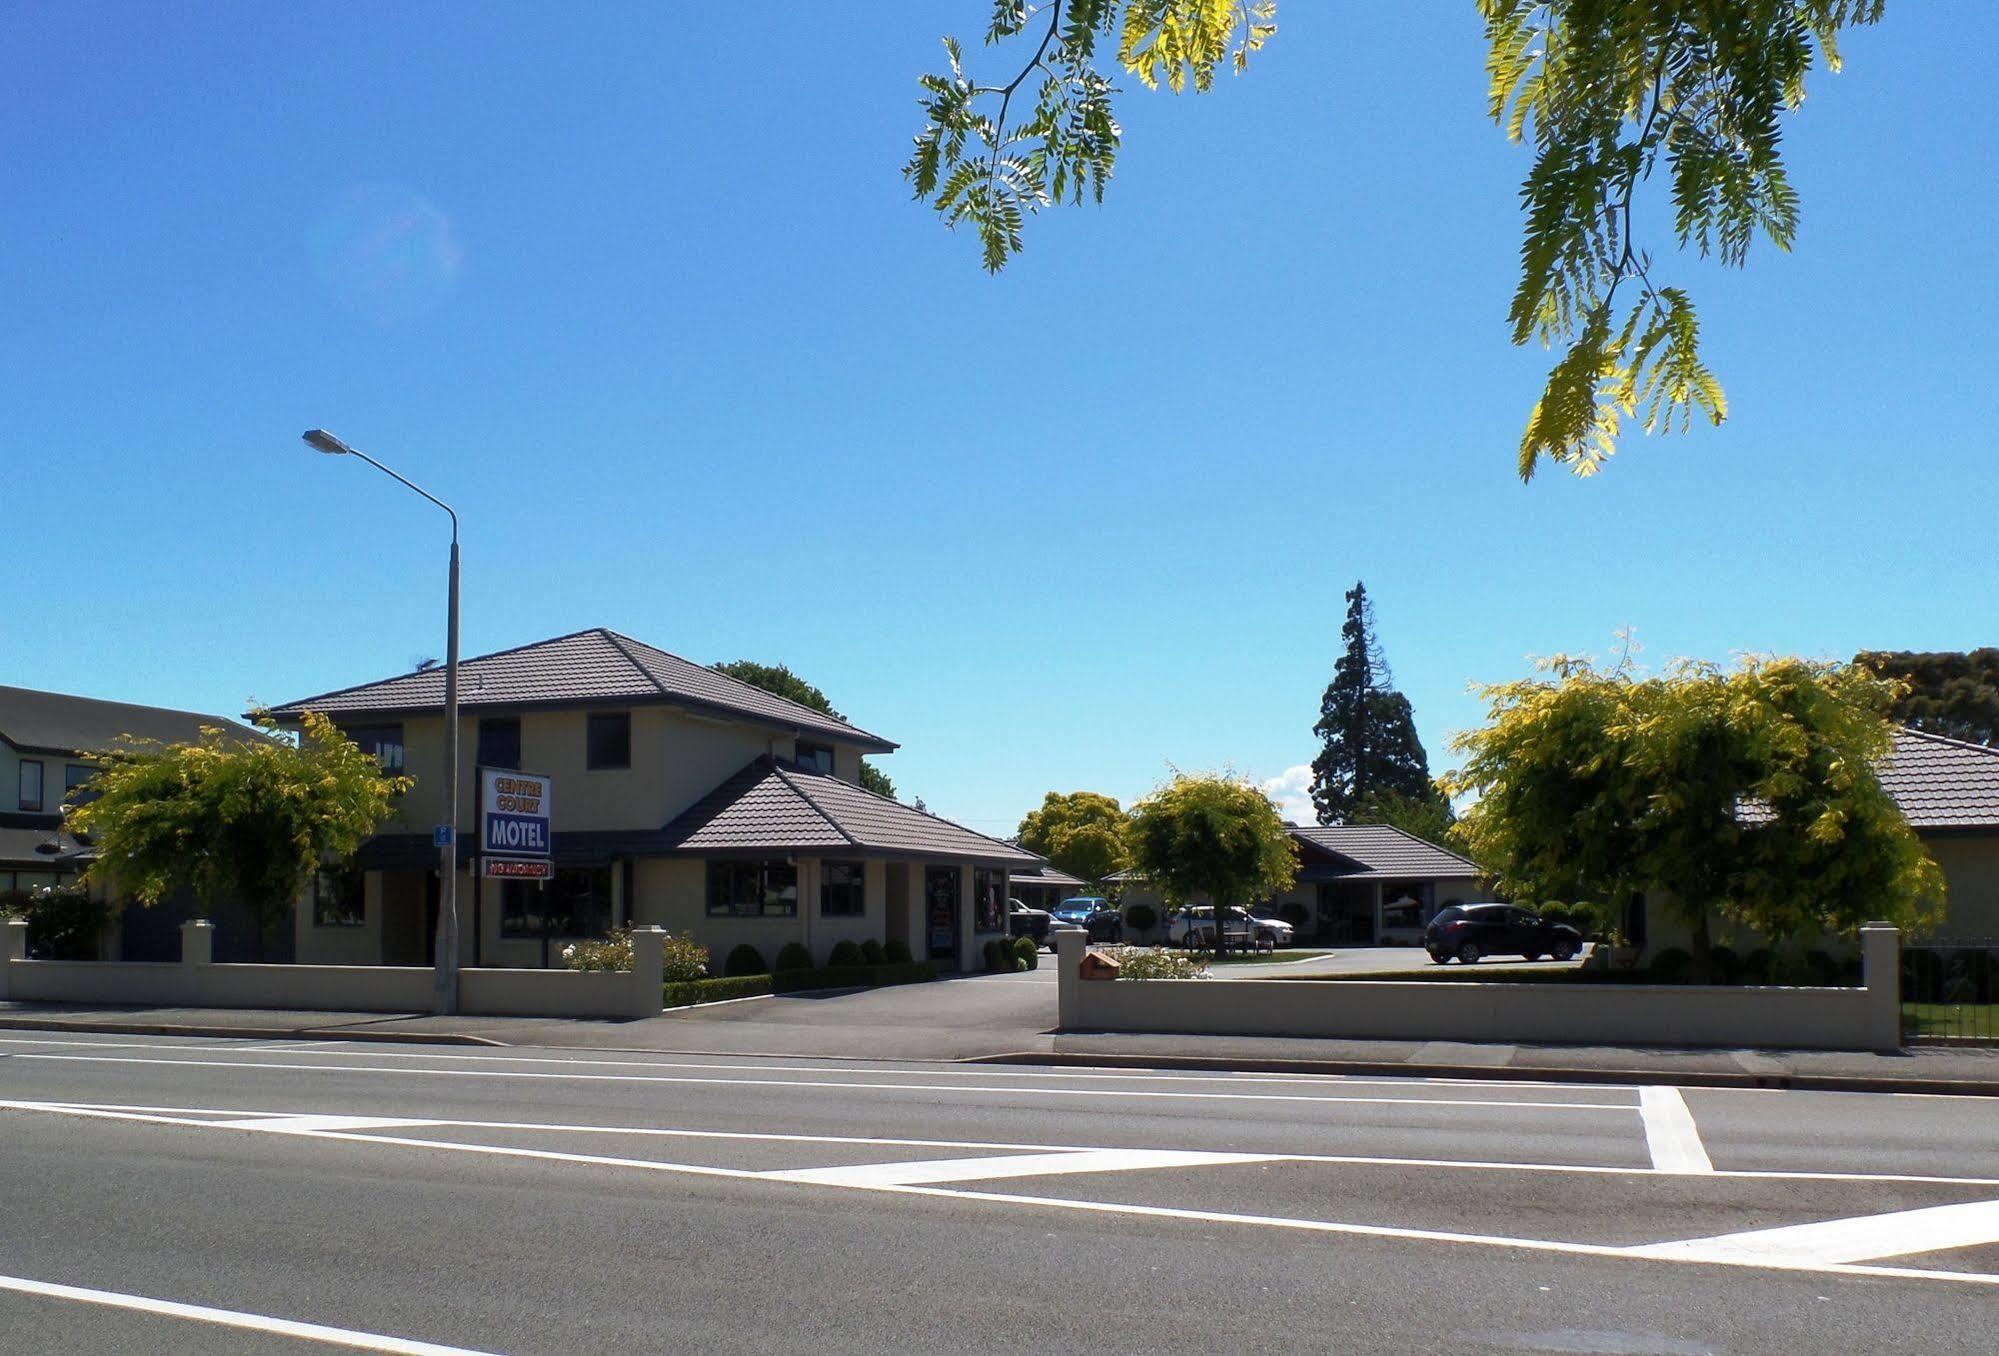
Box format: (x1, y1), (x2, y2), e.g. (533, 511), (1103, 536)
(210, 1114), (442, 1134)
(1639, 1087), (1714, 1174)
(1629, 1197), (1999, 1266)
(8, 1052), (1634, 1110)
(767, 1148), (1280, 1187)
(0, 1270), (499, 1354)
(3, 1098), (1995, 1287)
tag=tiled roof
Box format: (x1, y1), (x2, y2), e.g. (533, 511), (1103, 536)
(1875, 727), (1999, 830)
(265, 628), (896, 752)
(1287, 824), (1482, 879)
(0, 685), (261, 756)
(1012, 862), (1088, 889)
(660, 757), (1038, 866)
(0, 813), (92, 870)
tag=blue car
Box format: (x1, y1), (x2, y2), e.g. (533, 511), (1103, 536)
(1049, 896), (1123, 943)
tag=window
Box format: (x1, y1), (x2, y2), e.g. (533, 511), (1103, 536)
(17, 761), (43, 812)
(821, 861), (865, 917)
(795, 741), (835, 775)
(499, 880), (546, 938)
(974, 869), (1006, 933)
(313, 866), (366, 928)
(586, 712), (631, 770)
(706, 860), (798, 917)
(477, 717), (521, 770)
(63, 764), (93, 795)
(501, 870), (614, 939)
(345, 724), (406, 773)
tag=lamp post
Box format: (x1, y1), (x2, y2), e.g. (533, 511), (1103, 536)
(303, 429), (462, 1015)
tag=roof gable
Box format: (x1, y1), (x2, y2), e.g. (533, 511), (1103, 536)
(264, 628), (896, 752)
(1287, 824), (1481, 878)
(660, 757), (1037, 866)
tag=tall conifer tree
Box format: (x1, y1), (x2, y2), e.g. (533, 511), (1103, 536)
(1310, 583), (1435, 825)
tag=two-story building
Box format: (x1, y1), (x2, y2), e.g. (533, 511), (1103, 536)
(266, 628), (1037, 973)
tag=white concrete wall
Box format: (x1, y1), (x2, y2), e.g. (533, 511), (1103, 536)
(1055, 928), (1903, 1052)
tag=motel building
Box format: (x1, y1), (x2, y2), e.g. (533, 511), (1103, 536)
(266, 628), (1037, 973)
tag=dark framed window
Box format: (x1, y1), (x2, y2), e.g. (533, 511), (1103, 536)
(63, 763), (93, 794)
(795, 741), (835, 775)
(821, 860), (865, 917)
(313, 866), (366, 928)
(586, 712), (631, 770)
(706, 860), (798, 917)
(500, 879), (545, 938)
(477, 717), (521, 770)
(500, 868), (613, 939)
(17, 760), (43, 812)
(344, 723), (406, 773)
(974, 868), (1007, 934)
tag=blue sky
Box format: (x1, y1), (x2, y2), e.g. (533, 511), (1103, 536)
(5, 5), (1993, 833)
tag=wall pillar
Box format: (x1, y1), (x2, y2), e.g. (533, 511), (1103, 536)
(1055, 929), (1084, 1031)
(180, 919), (215, 966)
(0, 918), (27, 998)
(629, 925), (665, 1018)
(1860, 922), (1901, 1052)
(958, 863), (979, 973)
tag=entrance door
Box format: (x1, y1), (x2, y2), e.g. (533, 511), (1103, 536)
(924, 867), (959, 962)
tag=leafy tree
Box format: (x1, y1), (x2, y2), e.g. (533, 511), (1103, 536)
(1128, 772), (1297, 958)
(1016, 790), (1132, 886)
(1349, 786), (1457, 847)
(713, 659), (899, 800)
(1446, 653), (1943, 980)
(903, 2), (1884, 476)
(1310, 582), (1435, 825)
(64, 712), (411, 959)
(1855, 649), (1999, 747)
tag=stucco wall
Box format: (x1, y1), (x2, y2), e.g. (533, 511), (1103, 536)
(1055, 929), (1902, 1051)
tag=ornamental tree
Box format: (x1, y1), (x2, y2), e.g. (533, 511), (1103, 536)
(65, 711), (411, 959)
(1128, 772), (1297, 958)
(1446, 653), (1943, 979)
(1016, 789), (1132, 888)
(903, 1), (1885, 476)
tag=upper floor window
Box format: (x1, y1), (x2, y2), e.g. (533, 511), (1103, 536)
(345, 723), (406, 774)
(17, 760), (43, 812)
(795, 741), (835, 775)
(587, 712), (631, 770)
(821, 861), (865, 917)
(706, 860), (798, 918)
(63, 763), (93, 794)
(477, 717), (521, 770)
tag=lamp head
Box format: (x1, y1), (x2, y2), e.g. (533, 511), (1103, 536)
(302, 429), (354, 456)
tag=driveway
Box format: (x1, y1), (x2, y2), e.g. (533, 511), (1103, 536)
(1262, 946), (1595, 977)
(630, 967), (1059, 1061)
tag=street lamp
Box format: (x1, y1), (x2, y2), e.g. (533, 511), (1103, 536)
(303, 429), (463, 1015)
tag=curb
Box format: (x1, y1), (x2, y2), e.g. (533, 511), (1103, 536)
(0, 1016), (503, 1047)
(969, 1049), (1999, 1098)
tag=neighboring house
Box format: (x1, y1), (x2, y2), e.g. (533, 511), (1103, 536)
(1116, 824), (1485, 946)
(0, 685), (271, 959)
(265, 628), (1038, 973)
(1634, 726), (1999, 955)
(1008, 862), (1089, 910)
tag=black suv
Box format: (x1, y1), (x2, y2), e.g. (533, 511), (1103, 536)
(1425, 903), (1582, 964)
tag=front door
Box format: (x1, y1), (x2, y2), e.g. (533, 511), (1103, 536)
(924, 867), (959, 962)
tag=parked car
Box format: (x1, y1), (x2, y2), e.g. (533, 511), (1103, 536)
(1425, 903), (1582, 964)
(1007, 899), (1052, 947)
(1170, 906), (1292, 951)
(1050, 896), (1124, 943)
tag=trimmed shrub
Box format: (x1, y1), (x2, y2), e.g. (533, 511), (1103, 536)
(1804, 949), (1841, 986)
(1741, 948), (1775, 984)
(1123, 903), (1158, 934)
(1012, 935), (1038, 970)
(774, 942), (814, 973)
(724, 943), (768, 977)
(860, 938), (886, 966)
(1647, 947), (1693, 983)
(827, 939), (866, 968)
(661, 974), (773, 1008)
(1708, 945), (1743, 985)
(883, 937), (913, 965)
(983, 937), (1011, 972)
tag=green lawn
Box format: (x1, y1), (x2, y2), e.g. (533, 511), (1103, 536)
(1902, 1002), (1999, 1042)
(1203, 948), (1337, 967)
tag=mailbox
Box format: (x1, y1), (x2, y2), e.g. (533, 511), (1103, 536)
(1078, 949), (1122, 981)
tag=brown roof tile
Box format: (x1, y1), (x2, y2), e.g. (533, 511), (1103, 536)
(1876, 727), (1999, 830)
(265, 628), (895, 751)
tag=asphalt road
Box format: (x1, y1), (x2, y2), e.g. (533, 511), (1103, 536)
(2, 1033), (1996, 1354)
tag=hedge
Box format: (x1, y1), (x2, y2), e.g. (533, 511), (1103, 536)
(661, 975), (774, 1008)
(772, 961), (938, 994)
(774, 942), (814, 973)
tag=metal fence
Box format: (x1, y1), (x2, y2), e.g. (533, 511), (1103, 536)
(1901, 939), (1999, 1045)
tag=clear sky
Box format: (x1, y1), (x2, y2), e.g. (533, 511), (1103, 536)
(5, 5), (1993, 834)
